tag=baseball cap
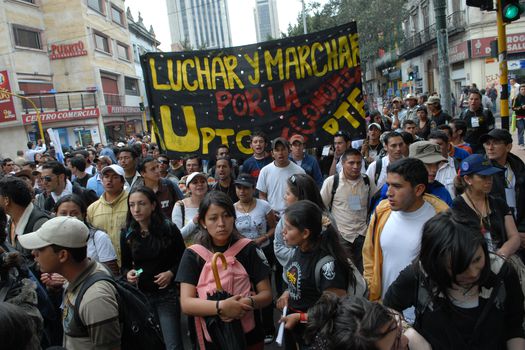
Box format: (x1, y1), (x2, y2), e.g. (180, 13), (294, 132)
(101, 164), (125, 177)
(392, 97), (402, 103)
(405, 94), (417, 100)
(117, 142), (126, 147)
(479, 129), (513, 145)
(271, 137), (290, 150)
(368, 123), (382, 131)
(459, 154), (504, 176)
(289, 134), (305, 144)
(186, 172), (207, 186)
(409, 141), (446, 164)
(18, 216), (89, 250)
(427, 96), (440, 105)
(234, 173), (255, 188)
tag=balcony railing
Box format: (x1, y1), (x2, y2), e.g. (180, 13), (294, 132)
(21, 91), (97, 112)
(104, 93), (123, 106)
(401, 10), (466, 54)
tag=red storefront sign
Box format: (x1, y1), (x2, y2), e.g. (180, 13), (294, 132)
(471, 33), (525, 58)
(449, 42), (469, 64)
(49, 41), (88, 60)
(107, 105), (142, 114)
(0, 70), (17, 123)
(22, 108), (100, 124)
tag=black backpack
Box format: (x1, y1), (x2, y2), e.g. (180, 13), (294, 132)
(74, 272), (165, 350)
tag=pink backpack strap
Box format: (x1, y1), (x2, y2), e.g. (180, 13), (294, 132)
(188, 244), (213, 262)
(224, 238), (252, 258)
(194, 317), (206, 350)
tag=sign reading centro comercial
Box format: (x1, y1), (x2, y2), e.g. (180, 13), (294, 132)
(141, 22), (365, 158)
(22, 108), (100, 124)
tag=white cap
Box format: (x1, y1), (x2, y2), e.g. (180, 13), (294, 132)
(101, 164), (125, 177)
(18, 216), (89, 250)
(117, 142), (126, 147)
(185, 172), (207, 186)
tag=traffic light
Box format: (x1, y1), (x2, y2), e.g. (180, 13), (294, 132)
(501, 0), (523, 22)
(139, 102), (145, 111)
(408, 72), (414, 81)
(466, 0), (494, 11)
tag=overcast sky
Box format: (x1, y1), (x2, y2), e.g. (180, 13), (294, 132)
(126, 0), (324, 50)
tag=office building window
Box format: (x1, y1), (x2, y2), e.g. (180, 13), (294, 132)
(117, 42), (130, 60)
(88, 0), (104, 14)
(94, 32), (110, 53)
(125, 77), (139, 95)
(13, 26), (42, 49)
(111, 6), (124, 25)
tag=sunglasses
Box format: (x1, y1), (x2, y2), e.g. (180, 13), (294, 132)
(43, 175), (55, 182)
(158, 160), (169, 164)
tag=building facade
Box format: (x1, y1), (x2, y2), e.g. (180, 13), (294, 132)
(127, 8), (160, 135)
(254, 0), (279, 42)
(366, 1), (525, 114)
(0, 0), (159, 158)
(166, 0), (232, 50)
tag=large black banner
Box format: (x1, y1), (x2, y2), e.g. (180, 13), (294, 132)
(141, 22), (365, 158)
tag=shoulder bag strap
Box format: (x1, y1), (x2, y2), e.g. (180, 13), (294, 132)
(187, 244), (213, 262)
(224, 238), (252, 258)
(329, 174), (339, 211)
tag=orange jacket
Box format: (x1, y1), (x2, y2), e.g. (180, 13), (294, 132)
(362, 194), (449, 301)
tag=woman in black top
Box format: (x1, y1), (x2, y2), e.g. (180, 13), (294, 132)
(121, 186), (186, 350)
(176, 191), (272, 349)
(452, 154), (521, 258)
(384, 212), (525, 350)
(278, 200), (352, 350)
(416, 106), (431, 140)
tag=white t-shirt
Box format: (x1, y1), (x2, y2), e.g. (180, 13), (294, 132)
(87, 229), (117, 263)
(380, 201), (436, 299)
(366, 156), (391, 189)
(256, 161), (305, 216)
(436, 157), (457, 199)
(235, 199), (272, 248)
(171, 202), (199, 239)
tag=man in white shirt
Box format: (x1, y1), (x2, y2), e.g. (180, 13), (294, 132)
(428, 130), (457, 199)
(363, 158), (448, 315)
(24, 139), (46, 162)
(257, 137), (305, 217)
(366, 131), (406, 190)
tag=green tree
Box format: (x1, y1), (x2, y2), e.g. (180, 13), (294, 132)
(287, 0), (406, 63)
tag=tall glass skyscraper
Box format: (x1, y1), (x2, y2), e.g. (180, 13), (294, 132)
(167, 0), (232, 50)
(254, 0), (279, 42)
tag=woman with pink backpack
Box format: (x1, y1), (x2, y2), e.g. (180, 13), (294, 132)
(176, 191), (272, 350)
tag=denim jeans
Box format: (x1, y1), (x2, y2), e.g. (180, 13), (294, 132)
(146, 287), (184, 350)
(517, 118), (525, 145)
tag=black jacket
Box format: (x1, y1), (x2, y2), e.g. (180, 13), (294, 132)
(490, 153), (525, 232)
(459, 107), (495, 153)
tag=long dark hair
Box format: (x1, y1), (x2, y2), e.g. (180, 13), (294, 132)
(287, 173), (326, 211)
(196, 191), (243, 249)
(419, 211), (490, 296)
(284, 200), (353, 287)
(126, 186), (168, 243)
(304, 292), (397, 349)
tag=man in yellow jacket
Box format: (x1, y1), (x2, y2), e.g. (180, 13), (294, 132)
(363, 158), (448, 305)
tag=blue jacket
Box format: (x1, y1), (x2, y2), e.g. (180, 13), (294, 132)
(290, 153), (324, 188)
(86, 173), (104, 197)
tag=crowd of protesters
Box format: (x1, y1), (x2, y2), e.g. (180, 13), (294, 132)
(0, 87), (524, 350)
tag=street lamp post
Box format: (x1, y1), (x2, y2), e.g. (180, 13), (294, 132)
(2, 90), (45, 141)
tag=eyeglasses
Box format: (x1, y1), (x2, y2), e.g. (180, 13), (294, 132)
(43, 175), (55, 182)
(158, 159), (169, 164)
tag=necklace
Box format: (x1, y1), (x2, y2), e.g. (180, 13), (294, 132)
(140, 229), (149, 238)
(464, 191), (491, 233)
(238, 199), (255, 214)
